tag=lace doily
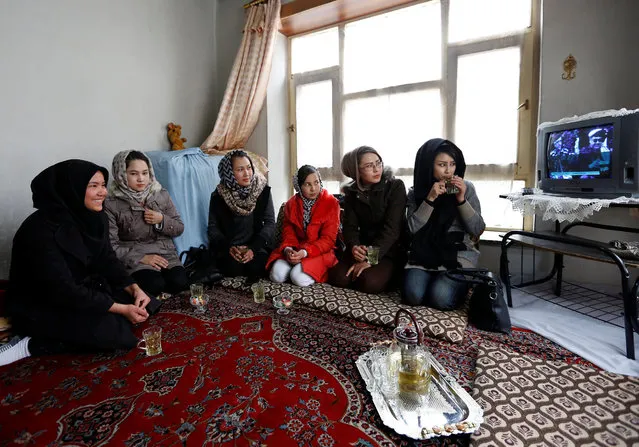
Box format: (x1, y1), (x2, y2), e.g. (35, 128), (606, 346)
(505, 189), (639, 223)
(538, 108), (639, 135)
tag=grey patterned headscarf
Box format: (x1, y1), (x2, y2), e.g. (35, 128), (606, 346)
(216, 150), (267, 216)
(293, 165), (323, 231)
(109, 150), (162, 204)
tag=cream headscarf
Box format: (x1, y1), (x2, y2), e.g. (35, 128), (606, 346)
(109, 150), (162, 204)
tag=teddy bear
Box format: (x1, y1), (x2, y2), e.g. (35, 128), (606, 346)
(167, 122), (187, 151)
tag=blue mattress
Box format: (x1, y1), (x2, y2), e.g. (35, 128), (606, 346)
(145, 148), (222, 256)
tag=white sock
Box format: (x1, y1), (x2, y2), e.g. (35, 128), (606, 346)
(0, 336), (31, 367)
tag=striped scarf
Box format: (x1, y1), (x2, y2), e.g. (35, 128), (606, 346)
(217, 151), (267, 216)
(292, 173), (323, 231)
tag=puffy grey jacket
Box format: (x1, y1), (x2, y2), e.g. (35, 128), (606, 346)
(105, 189), (184, 274)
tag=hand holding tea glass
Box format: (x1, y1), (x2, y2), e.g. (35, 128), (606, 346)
(366, 246), (380, 265)
(448, 176), (466, 203)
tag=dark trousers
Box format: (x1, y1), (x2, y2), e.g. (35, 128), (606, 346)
(15, 290), (143, 357)
(218, 251), (269, 282)
(132, 266), (189, 297)
(328, 258), (395, 294)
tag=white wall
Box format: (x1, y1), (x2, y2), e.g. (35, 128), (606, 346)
(481, 0), (639, 286)
(539, 0), (639, 123)
(0, 0), (217, 278)
(213, 0), (246, 118)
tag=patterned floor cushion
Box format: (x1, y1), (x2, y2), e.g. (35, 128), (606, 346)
(219, 277), (468, 344)
(471, 341), (639, 446)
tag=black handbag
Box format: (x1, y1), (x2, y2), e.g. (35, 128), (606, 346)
(445, 268), (512, 334)
(179, 245), (223, 285)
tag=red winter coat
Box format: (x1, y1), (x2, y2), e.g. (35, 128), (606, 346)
(267, 189), (340, 282)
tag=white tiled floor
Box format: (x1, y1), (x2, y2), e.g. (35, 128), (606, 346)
(517, 281), (626, 328)
(510, 286), (639, 377)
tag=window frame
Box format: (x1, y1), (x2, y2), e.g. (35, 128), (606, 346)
(288, 0), (540, 231)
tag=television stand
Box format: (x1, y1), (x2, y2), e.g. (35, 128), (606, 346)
(499, 195), (639, 360)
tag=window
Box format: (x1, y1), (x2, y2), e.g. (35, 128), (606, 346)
(289, 0), (538, 230)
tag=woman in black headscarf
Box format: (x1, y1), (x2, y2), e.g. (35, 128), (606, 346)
(207, 150), (275, 283)
(1, 160), (158, 367)
(404, 139), (485, 310)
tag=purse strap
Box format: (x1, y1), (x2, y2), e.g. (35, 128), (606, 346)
(444, 268), (494, 286)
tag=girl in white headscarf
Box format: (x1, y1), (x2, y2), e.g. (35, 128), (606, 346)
(105, 150), (188, 297)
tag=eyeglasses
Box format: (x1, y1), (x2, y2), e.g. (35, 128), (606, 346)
(359, 160), (383, 172)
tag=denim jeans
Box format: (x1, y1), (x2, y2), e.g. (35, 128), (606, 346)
(402, 268), (467, 310)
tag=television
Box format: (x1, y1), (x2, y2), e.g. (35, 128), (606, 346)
(537, 110), (639, 198)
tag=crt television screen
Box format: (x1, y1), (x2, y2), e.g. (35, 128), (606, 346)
(546, 123), (614, 179)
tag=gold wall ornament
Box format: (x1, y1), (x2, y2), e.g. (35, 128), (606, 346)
(562, 54), (576, 80)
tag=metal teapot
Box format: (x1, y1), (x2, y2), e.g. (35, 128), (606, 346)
(393, 309), (431, 394)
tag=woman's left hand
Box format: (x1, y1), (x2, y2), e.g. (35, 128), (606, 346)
(144, 209), (164, 225)
(288, 250), (304, 265)
(450, 176), (467, 203)
(242, 248), (255, 264)
(134, 288), (151, 309)
(346, 261), (371, 279)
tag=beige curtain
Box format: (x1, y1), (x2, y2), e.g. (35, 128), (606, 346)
(201, 0), (281, 175)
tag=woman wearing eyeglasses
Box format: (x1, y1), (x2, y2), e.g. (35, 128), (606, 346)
(328, 146), (407, 293)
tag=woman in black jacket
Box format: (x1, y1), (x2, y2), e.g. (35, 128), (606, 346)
(208, 150), (275, 283)
(328, 146), (407, 294)
(1, 160), (158, 367)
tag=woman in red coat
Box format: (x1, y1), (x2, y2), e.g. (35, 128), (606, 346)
(267, 165), (340, 287)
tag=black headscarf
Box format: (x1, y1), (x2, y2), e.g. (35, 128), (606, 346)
(409, 139), (467, 269)
(31, 159), (109, 254)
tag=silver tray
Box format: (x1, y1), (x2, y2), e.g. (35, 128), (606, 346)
(356, 348), (483, 440)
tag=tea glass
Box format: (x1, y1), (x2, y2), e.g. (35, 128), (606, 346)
(366, 246), (380, 266)
(138, 326), (162, 356)
(444, 178), (459, 195)
(251, 281), (265, 304)
(189, 283), (208, 314)
(369, 344), (397, 395)
(272, 292), (293, 315)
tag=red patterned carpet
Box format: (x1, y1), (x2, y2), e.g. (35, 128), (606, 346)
(0, 286), (592, 447)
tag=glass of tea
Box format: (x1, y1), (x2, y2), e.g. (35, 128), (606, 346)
(189, 283), (208, 314)
(251, 281), (265, 304)
(444, 178), (459, 195)
(138, 326), (162, 356)
(366, 246), (380, 266)
(273, 292), (293, 315)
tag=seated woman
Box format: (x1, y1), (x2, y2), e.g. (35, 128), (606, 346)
(267, 165), (340, 287)
(328, 146), (407, 294)
(403, 138), (485, 310)
(105, 150), (188, 297)
(208, 150), (275, 283)
(1, 160), (157, 367)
